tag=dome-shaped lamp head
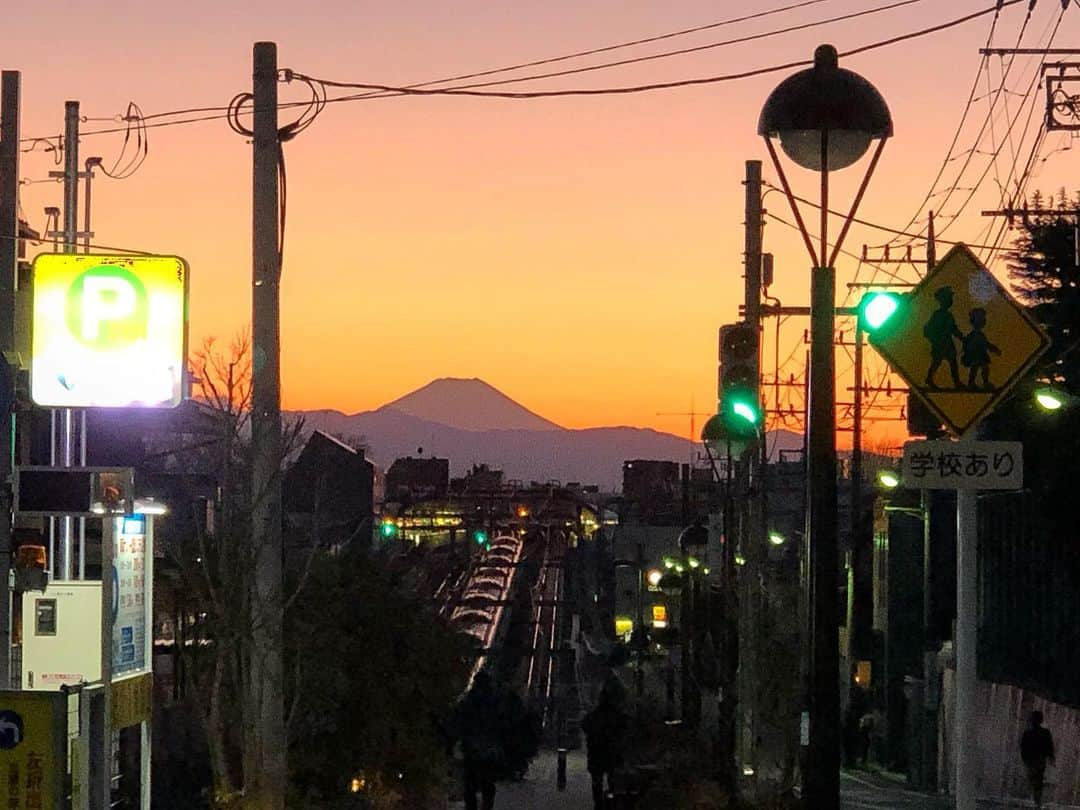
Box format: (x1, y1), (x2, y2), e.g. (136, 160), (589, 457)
(758, 44), (893, 172)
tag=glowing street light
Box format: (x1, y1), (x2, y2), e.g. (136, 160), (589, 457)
(1035, 387), (1065, 411)
(768, 531), (786, 546)
(877, 469), (901, 490)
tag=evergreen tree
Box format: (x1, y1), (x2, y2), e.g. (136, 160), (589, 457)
(1006, 188), (1080, 391)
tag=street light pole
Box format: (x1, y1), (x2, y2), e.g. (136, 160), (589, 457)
(759, 44), (892, 809)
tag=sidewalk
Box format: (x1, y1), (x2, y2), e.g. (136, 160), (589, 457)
(450, 748), (594, 810)
(841, 769), (1080, 810)
(841, 769), (951, 809)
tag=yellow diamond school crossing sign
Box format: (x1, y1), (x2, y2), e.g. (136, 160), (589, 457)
(31, 254), (189, 409)
(868, 244), (1050, 436)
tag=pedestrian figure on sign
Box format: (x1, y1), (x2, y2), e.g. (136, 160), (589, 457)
(448, 670), (504, 810)
(1021, 710), (1055, 808)
(924, 286), (964, 390)
(961, 307), (1001, 390)
(582, 677), (630, 809)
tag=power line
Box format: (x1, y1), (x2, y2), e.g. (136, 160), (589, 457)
(764, 211), (916, 284)
(935, 4), (1067, 241)
(15, 1), (849, 141)
(895, 2), (1063, 248)
(870, 4), (1004, 252)
(761, 180), (1014, 251)
(294, 2), (1021, 99)
(18, 0), (1023, 151)
(393, 0), (847, 88)
(313, 0), (933, 96)
(0, 231), (154, 255)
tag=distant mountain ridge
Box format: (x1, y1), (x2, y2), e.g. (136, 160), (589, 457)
(293, 378), (802, 490)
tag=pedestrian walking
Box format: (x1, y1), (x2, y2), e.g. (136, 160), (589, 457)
(1020, 710), (1056, 808)
(858, 709), (876, 767)
(449, 670), (504, 810)
(582, 678), (630, 809)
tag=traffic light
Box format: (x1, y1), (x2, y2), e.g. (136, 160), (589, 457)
(718, 323), (761, 437)
(857, 290), (905, 337)
(473, 529), (488, 547)
(380, 519), (398, 539)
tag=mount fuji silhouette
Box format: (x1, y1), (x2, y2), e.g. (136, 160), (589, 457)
(294, 378), (802, 490)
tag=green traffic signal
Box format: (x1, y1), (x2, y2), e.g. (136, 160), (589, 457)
(380, 520), (398, 539)
(732, 400), (759, 426)
(473, 530), (488, 546)
(719, 393), (761, 436)
(858, 291), (903, 334)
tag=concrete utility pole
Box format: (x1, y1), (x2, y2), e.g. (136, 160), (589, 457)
(0, 70), (21, 690)
(955, 486), (977, 810)
(58, 101), (79, 582)
(250, 41), (286, 810)
(741, 159), (763, 785)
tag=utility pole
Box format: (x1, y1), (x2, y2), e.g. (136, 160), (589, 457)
(741, 159), (763, 787)
(59, 101), (79, 581)
(250, 41), (286, 810)
(846, 320), (865, 696)
(0, 71), (20, 690)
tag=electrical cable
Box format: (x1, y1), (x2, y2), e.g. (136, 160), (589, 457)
(761, 180), (1013, 251)
(765, 211), (916, 283)
(280, 2), (1030, 102)
(19, 0), (1025, 150)
(934, 6), (1065, 242)
(0, 231), (153, 255)
(100, 102), (150, 180)
(903, 3), (1063, 248)
(306, 0), (933, 96)
(875, 0), (1035, 252)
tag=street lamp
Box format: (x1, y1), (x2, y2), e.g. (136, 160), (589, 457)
(759, 43), (892, 810)
(876, 469), (901, 490)
(768, 531), (786, 547)
(1035, 387), (1066, 411)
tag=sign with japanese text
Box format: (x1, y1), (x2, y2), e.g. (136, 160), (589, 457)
(31, 254), (189, 408)
(868, 244), (1050, 436)
(111, 674), (152, 730)
(902, 439), (1023, 490)
(112, 516), (147, 677)
(0, 692), (65, 810)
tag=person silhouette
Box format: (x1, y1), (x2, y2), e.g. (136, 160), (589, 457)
(923, 286), (964, 389)
(1021, 710), (1055, 808)
(961, 307), (1001, 390)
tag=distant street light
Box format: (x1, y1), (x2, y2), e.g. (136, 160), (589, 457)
(647, 568), (663, 587)
(768, 531), (786, 546)
(1035, 387), (1065, 411)
(759, 43), (892, 810)
(877, 469), (901, 490)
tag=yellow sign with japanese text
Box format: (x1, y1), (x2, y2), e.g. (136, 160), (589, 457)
(0, 691), (65, 810)
(868, 244), (1050, 436)
(111, 674), (152, 730)
(31, 254), (189, 408)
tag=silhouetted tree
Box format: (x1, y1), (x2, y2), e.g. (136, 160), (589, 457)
(1007, 189), (1080, 391)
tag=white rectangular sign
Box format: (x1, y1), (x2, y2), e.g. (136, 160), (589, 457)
(113, 516), (148, 676)
(902, 439), (1023, 490)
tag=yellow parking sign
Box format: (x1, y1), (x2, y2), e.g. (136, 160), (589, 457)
(31, 254), (189, 408)
(0, 691), (65, 810)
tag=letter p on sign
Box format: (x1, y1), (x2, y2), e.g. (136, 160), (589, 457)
(65, 266), (149, 349)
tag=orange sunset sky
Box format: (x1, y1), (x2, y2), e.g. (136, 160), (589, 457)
(6, 1), (1078, 444)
